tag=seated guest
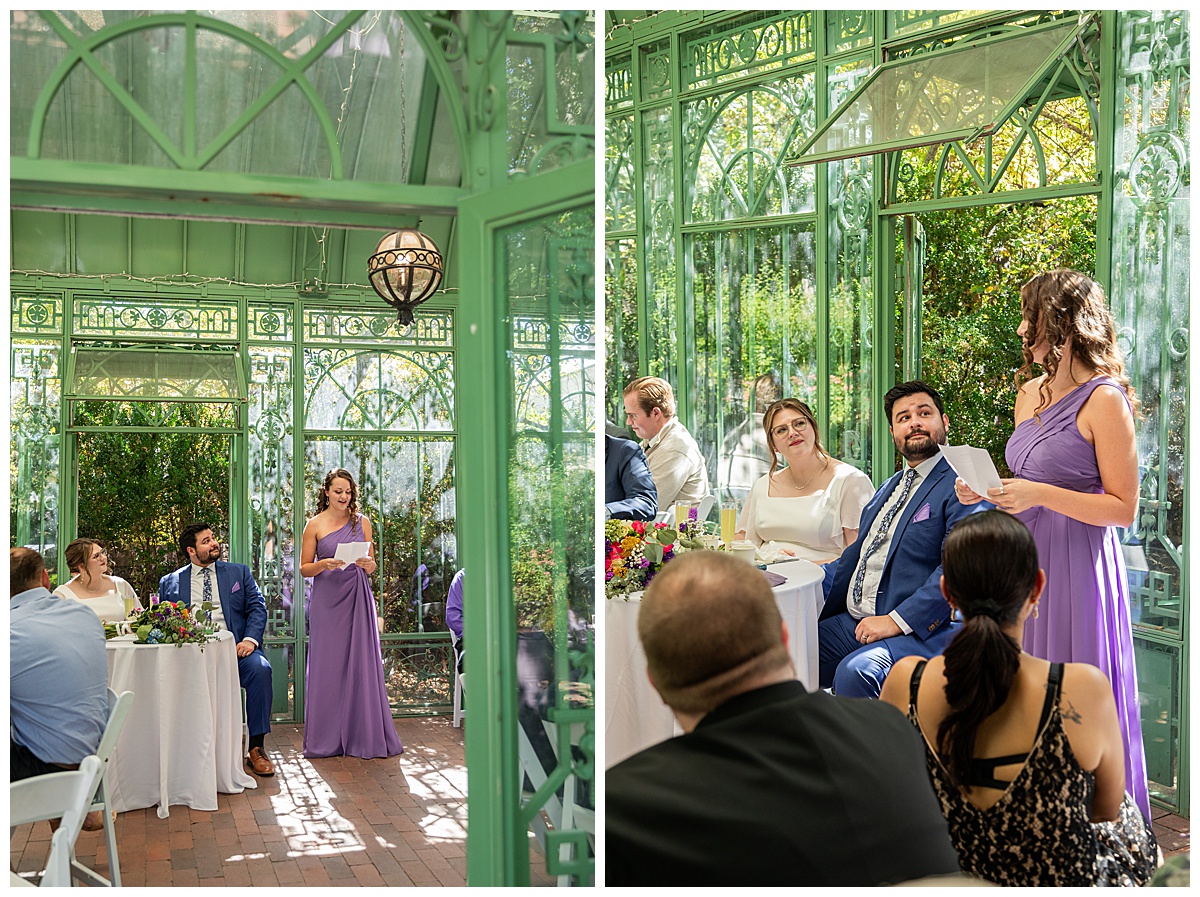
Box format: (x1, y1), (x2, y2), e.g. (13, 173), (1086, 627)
(880, 511), (1158, 886)
(734, 398), (873, 562)
(622, 376), (708, 508)
(606, 551), (961, 887)
(11, 547), (109, 830)
(53, 537), (142, 623)
(604, 434), (657, 521)
(446, 568), (464, 673)
(159, 523), (275, 777)
(817, 380), (989, 698)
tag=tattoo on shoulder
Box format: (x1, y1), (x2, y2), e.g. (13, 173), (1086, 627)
(1060, 700), (1083, 725)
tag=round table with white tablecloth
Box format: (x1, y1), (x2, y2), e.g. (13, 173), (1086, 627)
(604, 558), (826, 769)
(105, 629), (257, 818)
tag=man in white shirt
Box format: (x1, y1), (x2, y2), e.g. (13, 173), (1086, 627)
(622, 376), (709, 508)
(817, 380), (990, 698)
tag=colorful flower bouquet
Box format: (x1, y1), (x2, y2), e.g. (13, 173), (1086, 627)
(605, 519), (678, 599)
(126, 599), (214, 646)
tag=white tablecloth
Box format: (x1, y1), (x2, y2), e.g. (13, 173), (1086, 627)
(105, 629), (256, 817)
(604, 559), (826, 768)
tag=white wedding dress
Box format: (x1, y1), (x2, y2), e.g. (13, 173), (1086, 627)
(736, 463), (874, 563)
(53, 576), (140, 623)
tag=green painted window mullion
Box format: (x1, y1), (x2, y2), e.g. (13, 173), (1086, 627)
(671, 84), (690, 425)
(631, 75), (651, 374)
(184, 12), (198, 165)
(1093, 11), (1118, 292)
(813, 15), (830, 448)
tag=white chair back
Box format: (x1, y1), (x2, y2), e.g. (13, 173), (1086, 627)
(70, 688), (134, 887)
(10, 755), (104, 887)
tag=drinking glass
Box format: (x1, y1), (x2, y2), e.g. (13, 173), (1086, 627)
(674, 501), (689, 531)
(122, 596), (136, 619)
(720, 507), (737, 548)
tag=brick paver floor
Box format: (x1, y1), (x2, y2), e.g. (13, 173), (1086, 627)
(11, 716), (555, 887)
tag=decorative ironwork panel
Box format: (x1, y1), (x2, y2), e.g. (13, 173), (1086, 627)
(12, 293), (65, 335)
(506, 13), (595, 178)
(302, 305), (454, 347)
(10, 341), (62, 561)
(249, 303), (295, 343)
(248, 346), (296, 647)
(682, 12), (815, 91)
(642, 106), (678, 385)
(606, 53), (633, 111)
(827, 9), (873, 55)
(683, 74), (816, 222)
(827, 152), (876, 476)
(604, 239), (639, 430)
(383, 639), (454, 716)
(1134, 639), (1181, 807)
(690, 225), (818, 509)
(1110, 10), (1189, 652)
(302, 348), (455, 432)
(72, 295), (239, 341)
(605, 113), (637, 233)
(639, 38), (673, 103)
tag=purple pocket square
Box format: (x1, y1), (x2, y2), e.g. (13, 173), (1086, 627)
(912, 503), (931, 523)
(231, 581), (241, 592)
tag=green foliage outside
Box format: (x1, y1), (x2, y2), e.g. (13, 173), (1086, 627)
(508, 438), (594, 634)
(75, 401), (231, 600)
(910, 195), (1098, 476)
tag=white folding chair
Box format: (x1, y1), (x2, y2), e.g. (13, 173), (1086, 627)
(10, 755), (104, 888)
(71, 688), (134, 887)
(450, 633), (465, 728)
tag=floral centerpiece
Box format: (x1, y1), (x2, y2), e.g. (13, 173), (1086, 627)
(125, 599), (214, 646)
(605, 519), (677, 599)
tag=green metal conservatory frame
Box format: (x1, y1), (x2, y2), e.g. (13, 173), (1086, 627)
(606, 9), (1189, 814)
(11, 10), (595, 884)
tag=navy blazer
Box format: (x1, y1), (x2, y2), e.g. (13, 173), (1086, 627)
(605, 434), (658, 521)
(158, 561), (267, 647)
(820, 456), (989, 641)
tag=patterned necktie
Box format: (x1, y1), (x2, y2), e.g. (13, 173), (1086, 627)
(852, 467), (918, 607)
(202, 566), (213, 605)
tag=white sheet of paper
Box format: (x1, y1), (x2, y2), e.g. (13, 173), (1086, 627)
(938, 444), (1004, 497)
(333, 541), (371, 563)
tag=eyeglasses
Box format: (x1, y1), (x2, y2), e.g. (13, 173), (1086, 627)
(771, 419), (810, 439)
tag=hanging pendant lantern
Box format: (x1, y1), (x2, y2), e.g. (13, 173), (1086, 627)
(367, 229), (444, 326)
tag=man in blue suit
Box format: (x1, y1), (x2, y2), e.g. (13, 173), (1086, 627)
(819, 380), (989, 698)
(605, 434), (658, 521)
(159, 522), (275, 776)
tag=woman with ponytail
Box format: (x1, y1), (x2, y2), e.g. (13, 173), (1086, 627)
(881, 512), (1157, 886)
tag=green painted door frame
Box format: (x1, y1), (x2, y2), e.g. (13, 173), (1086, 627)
(457, 159), (595, 886)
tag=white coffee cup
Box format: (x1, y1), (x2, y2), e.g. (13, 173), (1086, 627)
(731, 540), (758, 564)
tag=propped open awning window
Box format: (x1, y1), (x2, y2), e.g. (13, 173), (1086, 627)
(789, 15), (1095, 167)
(68, 346), (245, 402)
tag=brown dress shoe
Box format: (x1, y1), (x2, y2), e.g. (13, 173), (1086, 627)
(247, 746), (275, 777)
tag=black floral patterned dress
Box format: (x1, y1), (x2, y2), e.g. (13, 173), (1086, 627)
(906, 660), (1157, 886)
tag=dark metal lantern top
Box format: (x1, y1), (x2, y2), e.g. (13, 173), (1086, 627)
(368, 229), (445, 326)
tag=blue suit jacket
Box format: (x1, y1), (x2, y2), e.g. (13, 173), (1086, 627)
(819, 456), (989, 642)
(158, 561), (267, 647)
(605, 434), (658, 521)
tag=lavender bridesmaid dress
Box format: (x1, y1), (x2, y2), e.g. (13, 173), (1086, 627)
(303, 516), (403, 759)
(1006, 376), (1149, 818)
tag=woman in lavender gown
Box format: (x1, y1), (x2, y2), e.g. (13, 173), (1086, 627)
(956, 270), (1148, 819)
(299, 468), (403, 759)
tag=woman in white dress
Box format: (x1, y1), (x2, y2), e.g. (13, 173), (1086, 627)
(734, 399), (874, 563)
(52, 538), (141, 623)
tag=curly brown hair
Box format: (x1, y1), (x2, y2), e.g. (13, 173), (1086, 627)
(316, 468), (361, 535)
(1017, 270), (1139, 420)
(761, 399), (828, 477)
